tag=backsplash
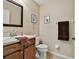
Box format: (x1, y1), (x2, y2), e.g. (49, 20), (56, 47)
(3, 27), (23, 37)
(3, 32), (10, 37)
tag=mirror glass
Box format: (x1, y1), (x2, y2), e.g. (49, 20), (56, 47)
(3, 0), (23, 27)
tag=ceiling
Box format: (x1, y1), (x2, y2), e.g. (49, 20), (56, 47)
(34, 0), (48, 5)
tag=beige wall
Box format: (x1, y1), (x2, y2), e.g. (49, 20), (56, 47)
(39, 0), (74, 58)
(3, 0), (40, 36)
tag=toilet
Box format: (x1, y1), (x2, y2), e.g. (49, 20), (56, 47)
(35, 37), (48, 59)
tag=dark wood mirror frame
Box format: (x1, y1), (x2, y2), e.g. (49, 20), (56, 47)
(3, 0), (23, 27)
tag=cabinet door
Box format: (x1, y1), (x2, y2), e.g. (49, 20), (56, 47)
(20, 51), (23, 59)
(5, 52), (21, 59)
(24, 45), (35, 59)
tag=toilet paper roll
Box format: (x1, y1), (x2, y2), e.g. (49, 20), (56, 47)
(55, 44), (60, 49)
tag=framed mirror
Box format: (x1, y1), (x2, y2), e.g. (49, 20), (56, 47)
(3, 0), (23, 27)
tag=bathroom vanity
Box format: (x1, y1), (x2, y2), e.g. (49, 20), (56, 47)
(3, 37), (35, 59)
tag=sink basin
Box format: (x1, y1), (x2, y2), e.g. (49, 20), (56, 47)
(3, 37), (19, 46)
(3, 37), (19, 42)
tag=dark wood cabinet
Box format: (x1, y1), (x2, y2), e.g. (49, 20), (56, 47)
(20, 51), (23, 59)
(5, 51), (21, 59)
(3, 43), (23, 59)
(24, 45), (35, 59)
(3, 38), (35, 59)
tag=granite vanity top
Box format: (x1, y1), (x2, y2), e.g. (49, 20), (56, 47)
(3, 37), (20, 46)
(3, 35), (35, 46)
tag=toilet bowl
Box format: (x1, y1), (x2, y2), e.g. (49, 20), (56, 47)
(36, 44), (48, 52)
(36, 44), (48, 59)
(35, 37), (48, 59)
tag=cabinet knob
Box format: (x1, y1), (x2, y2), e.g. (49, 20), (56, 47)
(20, 51), (23, 54)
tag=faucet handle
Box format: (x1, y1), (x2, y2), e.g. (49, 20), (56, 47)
(10, 32), (17, 37)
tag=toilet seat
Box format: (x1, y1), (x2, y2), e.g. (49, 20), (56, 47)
(36, 44), (48, 49)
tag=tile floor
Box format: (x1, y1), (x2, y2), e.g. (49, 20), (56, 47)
(47, 52), (65, 59)
(36, 52), (65, 59)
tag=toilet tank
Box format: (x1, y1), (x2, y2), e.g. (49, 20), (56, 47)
(35, 37), (40, 46)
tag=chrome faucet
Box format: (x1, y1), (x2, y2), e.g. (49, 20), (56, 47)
(10, 32), (17, 37)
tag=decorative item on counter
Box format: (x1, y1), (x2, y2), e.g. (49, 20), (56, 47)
(18, 37), (30, 46)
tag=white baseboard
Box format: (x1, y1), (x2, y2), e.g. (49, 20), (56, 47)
(48, 51), (74, 59)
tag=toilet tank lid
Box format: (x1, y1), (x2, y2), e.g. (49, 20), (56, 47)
(36, 44), (48, 48)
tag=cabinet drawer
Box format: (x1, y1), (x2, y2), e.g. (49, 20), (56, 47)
(29, 38), (35, 44)
(3, 43), (20, 56)
(24, 38), (35, 48)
